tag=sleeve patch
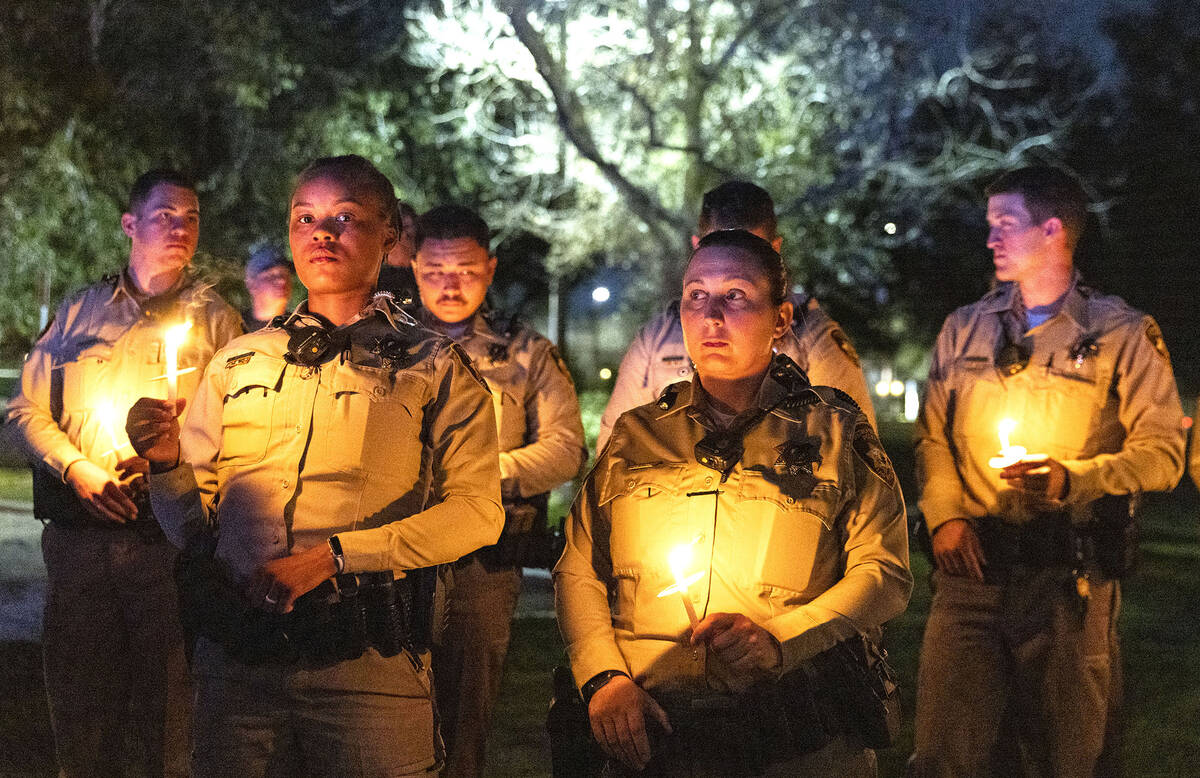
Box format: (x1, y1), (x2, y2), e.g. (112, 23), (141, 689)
(853, 418), (896, 489)
(830, 328), (861, 367)
(1144, 320), (1171, 365)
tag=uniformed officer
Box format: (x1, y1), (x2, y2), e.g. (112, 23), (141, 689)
(597, 180), (875, 452)
(241, 244), (293, 331)
(910, 166), (1186, 777)
(557, 230), (912, 777)
(412, 204), (587, 777)
(125, 155), (504, 776)
(6, 169), (242, 777)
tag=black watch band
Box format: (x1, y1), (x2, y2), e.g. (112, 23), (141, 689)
(581, 670), (629, 705)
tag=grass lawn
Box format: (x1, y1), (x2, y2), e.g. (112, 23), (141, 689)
(0, 467), (32, 503)
(2, 425), (1198, 776)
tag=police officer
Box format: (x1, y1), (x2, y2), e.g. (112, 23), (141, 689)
(597, 180), (875, 452)
(6, 169), (242, 777)
(125, 156), (504, 776)
(911, 166), (1185, 777)
(412, 204), (587, 777)
(556, 230), (912, 777)
(241, 244), (293, 331)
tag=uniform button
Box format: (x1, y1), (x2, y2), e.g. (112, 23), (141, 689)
(294, 424), (302, 433)
(282, 480), (289, 489)
(704, 476), (713, 486)
(373, 386), (386, 397)
(627, 479), (635, 488)
(786, 497), (795, 504)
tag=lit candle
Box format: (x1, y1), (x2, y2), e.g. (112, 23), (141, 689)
(988, 417), (1028, 469)
(96, 402), (128, 458)
(657, 543), (704, 628)
(164, 321), (193, 405)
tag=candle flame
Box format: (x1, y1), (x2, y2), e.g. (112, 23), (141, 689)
(164, 320), (193, 351)
(997, 417), (1017, 449)
(668, 544), (692, 582)
(95, 401), (126, 456)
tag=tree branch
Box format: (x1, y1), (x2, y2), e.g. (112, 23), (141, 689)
(501, 0), (690, 242)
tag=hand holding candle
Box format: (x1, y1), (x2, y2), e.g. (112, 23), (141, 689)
(988, 417), (1027, 469)
(657, 541), (704, 628)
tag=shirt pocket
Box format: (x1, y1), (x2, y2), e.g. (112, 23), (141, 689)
(1037, 358), (1104, 452)
(60, 342), (114, 412)
(219, 357), (286, 468)
(734, 470), (841, 599)
(326, 363), (424, 475)
(600, 461), (689, 634)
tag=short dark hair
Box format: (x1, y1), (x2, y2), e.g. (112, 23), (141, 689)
(691, 229), (789, 305)
(127, 169), (195, 214)
(416, 205), (489, 251)
(697, 181), (777, 239)
(985, 166), (1088, 249)
(294, 155), (398, 228)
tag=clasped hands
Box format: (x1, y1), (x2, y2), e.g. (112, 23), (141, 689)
(587, 612), (781, 771)
(124, 397), (335, 614)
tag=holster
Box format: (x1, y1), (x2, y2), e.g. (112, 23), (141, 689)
(481, 493), (565, 569)
(546, 665), (603, 778)
(1078, 493), (1141, 579)
(808, 635), (902, 749)
(175, 534), (437, 666)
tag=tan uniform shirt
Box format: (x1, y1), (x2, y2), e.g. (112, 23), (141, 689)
(557, 373), (911, 694)
(423, 309), (586, 500)
(597, 296), (876, 451)
(7, 271), (242, 494)
(148, 300), (504, 584)
(915, 278), (1185, 533)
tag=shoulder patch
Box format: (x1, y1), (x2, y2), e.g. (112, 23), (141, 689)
(852, 417), (896, 488)
(1144, 320), (1171, 365)
(829, 328), (860, 367)
(225, 352), (254, 369)
(448, 342), (490, 390)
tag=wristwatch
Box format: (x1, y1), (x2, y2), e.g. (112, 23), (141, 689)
(581, 669), (629, 704)
(328, 535), (346, 574)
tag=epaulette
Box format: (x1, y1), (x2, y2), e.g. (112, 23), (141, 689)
(655, 382), (684, 411)
(814, 385), (862, 415)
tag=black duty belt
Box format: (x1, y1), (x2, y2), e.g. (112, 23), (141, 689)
(975, 513), (1074, 572)
(642, 670), (836, 774)
(177, 543), (436, 669)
